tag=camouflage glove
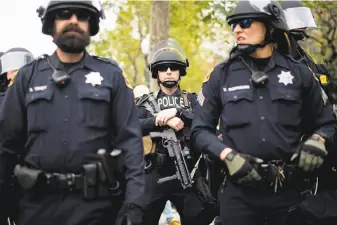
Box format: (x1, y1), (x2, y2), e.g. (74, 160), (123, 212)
(291, 135), (327, 172)
(223, 150), (263, 185)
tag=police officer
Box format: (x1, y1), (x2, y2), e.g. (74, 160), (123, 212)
(192, 0), (336, 225)
(278, 0), (333, 104)
(137, 39), (214, 225)
(0, 48), (34, 105)
(0, 1), (145, 225)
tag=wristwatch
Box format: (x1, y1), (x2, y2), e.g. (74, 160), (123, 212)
(225, 151), (236, 161)
(310, 135), (325, 143)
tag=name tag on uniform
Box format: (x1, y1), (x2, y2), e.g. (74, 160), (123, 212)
(223, 85), (250, 92)
(157, 95), (184, 110)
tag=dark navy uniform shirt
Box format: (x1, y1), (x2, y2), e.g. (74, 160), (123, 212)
(0, 51), (145, 205)
(192, 51), (336, 161)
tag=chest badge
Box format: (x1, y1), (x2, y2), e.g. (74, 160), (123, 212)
(85, 72), (103, 87)
(278, 71), (294, 86)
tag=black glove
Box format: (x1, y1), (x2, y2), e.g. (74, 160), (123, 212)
(223, 150), (263, 185)
(115, 203), (143, 225)
(291, 135), (328, 172)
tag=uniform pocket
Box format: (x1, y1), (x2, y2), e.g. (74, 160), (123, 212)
(222, 90), (253, 128)
(78, 87), (111, 128)
(269, 89), (301, 126)
(25, 89), (54, 132)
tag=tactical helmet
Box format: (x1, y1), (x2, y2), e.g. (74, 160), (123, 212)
(0, 48), (34, 75)
(37, 0), (105, 36)
(280, 0), (317, 30)
(227, 0), (288, 31)
(148, 39), (189, 79)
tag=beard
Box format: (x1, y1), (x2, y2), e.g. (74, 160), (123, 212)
(53, 24), (90, 53)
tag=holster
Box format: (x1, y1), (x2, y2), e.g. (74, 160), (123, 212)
(14, 165), (43, 190)
(14, 162), (120, 200)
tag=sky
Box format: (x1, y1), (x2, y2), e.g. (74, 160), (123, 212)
(0, 0), (117, 57)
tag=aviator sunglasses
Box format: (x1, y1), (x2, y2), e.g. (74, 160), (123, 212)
(230, 18), (254, 31)
(55, 9), (91, 22)
(157, 64), (181, 72)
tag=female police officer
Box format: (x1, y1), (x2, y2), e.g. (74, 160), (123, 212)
(192, 1), (336, 225)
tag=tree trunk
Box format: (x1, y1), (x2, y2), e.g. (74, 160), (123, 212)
(148, 0), (170, 91)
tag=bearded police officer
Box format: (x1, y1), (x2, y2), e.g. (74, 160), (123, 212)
(192, 1), (336, 225)
(0, 1), (145, 225)
(0, 48), (34, 106)
(137, 39), (215, 225)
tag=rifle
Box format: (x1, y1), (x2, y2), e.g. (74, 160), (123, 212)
(150, 129), (193, 189)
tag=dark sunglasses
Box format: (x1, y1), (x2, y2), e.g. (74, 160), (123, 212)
(55, 9), (91, 22)
(157, 64), (181, 72)
(230, 18), (254, 31)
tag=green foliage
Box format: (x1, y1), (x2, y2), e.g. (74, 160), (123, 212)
(302, 1), (337, 77)
(90, 0), (232, 93)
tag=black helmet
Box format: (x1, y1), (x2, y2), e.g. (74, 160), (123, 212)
(149, 51), (188, 79)
(37, 0), (105, 36)
(280, 0), (316, 31)
(227, 0), (288, 31)
(148, 40), (189, 79)
(0, 48), (34, 75)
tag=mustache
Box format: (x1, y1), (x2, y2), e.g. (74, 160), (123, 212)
(62, 24), (85, 35)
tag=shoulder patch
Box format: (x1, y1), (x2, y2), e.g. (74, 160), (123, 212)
(122, 74), (132, 89)
(8, 70), (19, 87)
(203, 73), (211, 84)
(93, 56), (119, 67)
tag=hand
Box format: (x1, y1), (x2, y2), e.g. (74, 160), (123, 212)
(155, 108), (177, 126)
(115, 203), (143, 225)
(291, 135), (327, 172)
(222, 149), (263, 185)
(166, 117), (184, 131)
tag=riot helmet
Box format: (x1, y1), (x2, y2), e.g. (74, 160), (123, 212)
(280, 0), (316, 40)
(216, 0), (288, 54)
(37, 0), (105, 36)
(148, 39), (189, 86)
(0, 48), (34, 76)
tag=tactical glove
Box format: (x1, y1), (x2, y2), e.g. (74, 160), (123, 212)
(115, 203), (143, 225)
(223, 150), (263, 185)
(292, 135), (328, 172)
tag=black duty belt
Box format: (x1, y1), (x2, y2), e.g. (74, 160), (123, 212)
(255, 160), (315, 193)
(14, 164), (121, 200)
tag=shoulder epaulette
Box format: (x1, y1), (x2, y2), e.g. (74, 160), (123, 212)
(93, 56), (119, 67)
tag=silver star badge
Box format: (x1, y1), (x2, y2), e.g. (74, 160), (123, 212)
(278, 71), (294, 86)
(85, 72), (103, 87)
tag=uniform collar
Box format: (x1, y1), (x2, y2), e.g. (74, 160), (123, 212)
(38, 50), (98, 72)
(230, 50), (290, 72)
(158, 88), (181, 97)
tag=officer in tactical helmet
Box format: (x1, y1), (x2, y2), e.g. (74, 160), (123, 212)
(137, 39), (215, 225)
(0, 1), (145, 225)
(278, 0), (333, 105)
(192, 0), (336, 224)
(0, 48), (34, 105)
